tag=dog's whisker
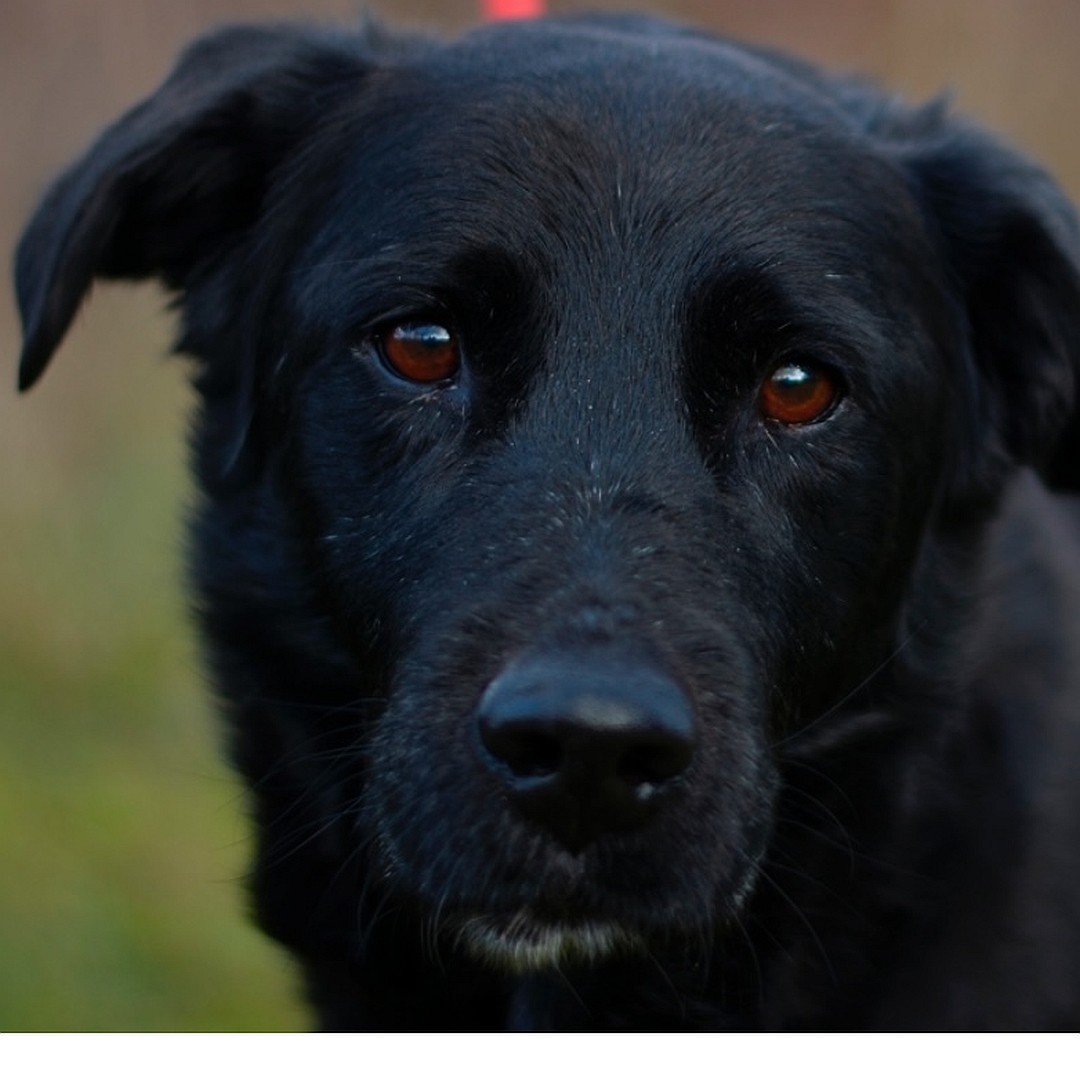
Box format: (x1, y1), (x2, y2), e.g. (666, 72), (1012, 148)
(770, 627), (925, 756)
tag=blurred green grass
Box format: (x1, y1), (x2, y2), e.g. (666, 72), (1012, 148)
(0, 286), (307, 1030)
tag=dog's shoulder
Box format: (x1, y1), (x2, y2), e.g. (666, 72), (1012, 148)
(896, 474), (1080, 1028)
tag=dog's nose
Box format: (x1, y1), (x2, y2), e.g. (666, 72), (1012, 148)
(476, 650), (695, 852)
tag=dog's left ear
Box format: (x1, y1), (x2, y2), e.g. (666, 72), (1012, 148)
(895, 119), (1080, 493)
(14, 23), (370, 393)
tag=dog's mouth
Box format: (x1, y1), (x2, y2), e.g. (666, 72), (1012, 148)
(448, 908), (647, 973)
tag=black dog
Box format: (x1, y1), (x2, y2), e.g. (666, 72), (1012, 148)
(15, 14), (1080, 1030)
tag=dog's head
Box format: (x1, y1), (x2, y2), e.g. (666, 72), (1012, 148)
(16, 16), (1080, 981)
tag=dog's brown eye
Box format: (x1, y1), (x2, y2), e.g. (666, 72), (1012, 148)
(759, 362), (839, 425)
(379, 322), (460, 384)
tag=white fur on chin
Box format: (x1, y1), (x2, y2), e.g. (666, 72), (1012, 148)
(455, 912), (645, 973)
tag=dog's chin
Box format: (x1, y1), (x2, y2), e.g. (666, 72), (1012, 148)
(452, 911), (647, 974)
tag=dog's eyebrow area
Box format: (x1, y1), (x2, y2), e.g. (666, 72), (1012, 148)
(287, 91), (935, 414)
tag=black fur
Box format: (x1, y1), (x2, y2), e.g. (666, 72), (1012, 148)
(14, 14), (1080, 1029)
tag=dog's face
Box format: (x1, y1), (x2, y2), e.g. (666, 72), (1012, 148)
(16, 16), (1080, 989)
(280, 32), (959, 967)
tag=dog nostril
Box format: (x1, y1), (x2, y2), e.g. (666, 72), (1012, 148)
(616, 737), (693, 789)
(483, 725), (563, 779)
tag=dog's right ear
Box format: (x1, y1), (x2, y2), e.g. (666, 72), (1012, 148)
(14, 23), (368, 392)
(884, 112), (1080, 495)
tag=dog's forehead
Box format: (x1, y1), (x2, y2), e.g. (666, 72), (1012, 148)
(354, 25), (869, 198)
(323, 30), (912, 255)
(288, 21), (929, 338)
(434, 18), (845, 121)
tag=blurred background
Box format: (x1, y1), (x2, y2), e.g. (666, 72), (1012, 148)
(2, 0), (1079, 1031)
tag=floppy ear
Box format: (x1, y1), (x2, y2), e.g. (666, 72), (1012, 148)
(14, 23), (367, 392)
(896, 120), (1080, 493)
